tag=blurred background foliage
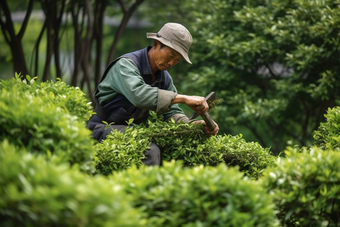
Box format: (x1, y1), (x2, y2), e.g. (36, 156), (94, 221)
(1, 0), (339, 155)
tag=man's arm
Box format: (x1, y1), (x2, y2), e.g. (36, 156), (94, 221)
(171, 94), (209, 115)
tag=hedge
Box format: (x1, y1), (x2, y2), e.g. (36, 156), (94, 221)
(111, 161), (280, 227)
(0, 140), (146, 227)
(94, 123), (150, 175)
(0, 74), (94, 123)
(0, 76), (95, 173)
(313, 106), (340, 151)
(2, 75), (339, 226)
(263, 146), (340, 226)
(95, 112), (277, 179)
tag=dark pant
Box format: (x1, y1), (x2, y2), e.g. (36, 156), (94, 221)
(90, 122), (161, 166)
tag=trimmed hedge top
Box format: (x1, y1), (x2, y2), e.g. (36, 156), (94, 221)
(111, 161), (280, 227)
(95, 112), (277, 179)
(0, 74), (94, 123)
(0, 76), (95, 173)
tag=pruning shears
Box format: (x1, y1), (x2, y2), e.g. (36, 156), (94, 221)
(189, 91), (216, 131)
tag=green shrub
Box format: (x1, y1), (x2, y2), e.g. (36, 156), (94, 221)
(0, 140), (146, 227)
(0, 74), (94, 123)
(262, 146), (340, 226)
(111, 161), (279, 227)
(95, 113), (277, 179)
(314, 106), (340, 151)
(0, 81), (95, 173)
(94, 124), (151, 175)
(205, 134), (277, 179)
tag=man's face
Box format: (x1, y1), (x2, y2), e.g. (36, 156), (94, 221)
(153, 42), (183, 71)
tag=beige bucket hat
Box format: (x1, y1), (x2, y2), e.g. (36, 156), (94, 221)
(147, 23), (193, 64)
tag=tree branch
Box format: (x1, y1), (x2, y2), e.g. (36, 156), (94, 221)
(30, 20), (46, 76)
(106, 0), (144, 64)
(0, 0), (16, 44)
(93, 0), (107, 87)
(18, 0), (34, 40)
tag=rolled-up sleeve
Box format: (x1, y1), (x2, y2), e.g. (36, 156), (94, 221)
(160, 79), (192, 122)
(157, 89), (177, 113)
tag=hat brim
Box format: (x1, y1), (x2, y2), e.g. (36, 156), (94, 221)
(147, 32), (192, 64)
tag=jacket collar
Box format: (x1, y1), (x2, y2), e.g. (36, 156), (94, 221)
(141, 46), (153, 75)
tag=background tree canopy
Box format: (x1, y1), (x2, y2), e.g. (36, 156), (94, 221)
(1, 0), (339, 154)
(148, 0), (340, 154)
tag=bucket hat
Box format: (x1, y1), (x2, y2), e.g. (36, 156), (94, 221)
(147, 23), (193, 64)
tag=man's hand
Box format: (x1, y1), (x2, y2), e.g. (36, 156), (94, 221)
(194, 119), (219, 136)
(171, 94), (209, 115)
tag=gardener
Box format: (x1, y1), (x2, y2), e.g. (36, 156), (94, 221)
(87, 22), (219, 166)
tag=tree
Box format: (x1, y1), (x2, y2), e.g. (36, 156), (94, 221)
(0, 0), (145, 99)
(0, 0), (34, 76)
(39, 0), (66, 81)
(142, 0), (340, 154)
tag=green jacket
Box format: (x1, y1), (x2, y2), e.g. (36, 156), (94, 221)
(94, 47), (191, 124)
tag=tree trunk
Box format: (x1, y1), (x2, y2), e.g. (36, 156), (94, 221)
(93, 0), (107, 87)
(0, 0), (34, 77)
(106, 0), (144, 65)
(32, 21), (47, 77)
(41, 0), (55, 81)
(70, 4), (82, 86)
(53, 0), (66, 79)
(81, 0), (94, 97)
(40, 0), (65, 81)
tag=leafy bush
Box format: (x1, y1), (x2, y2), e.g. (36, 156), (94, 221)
(0, 78), (95, 173)
(0, 74), (94, 123)
(94, 125), (151, 175)
(206, 134), (277, 179)
(263, 146), (340, 226)
(0, 140), (146, 227)
(111, 161), (279, 227)
(313, 106), (340, 151)
(95, 113), (277, 179)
